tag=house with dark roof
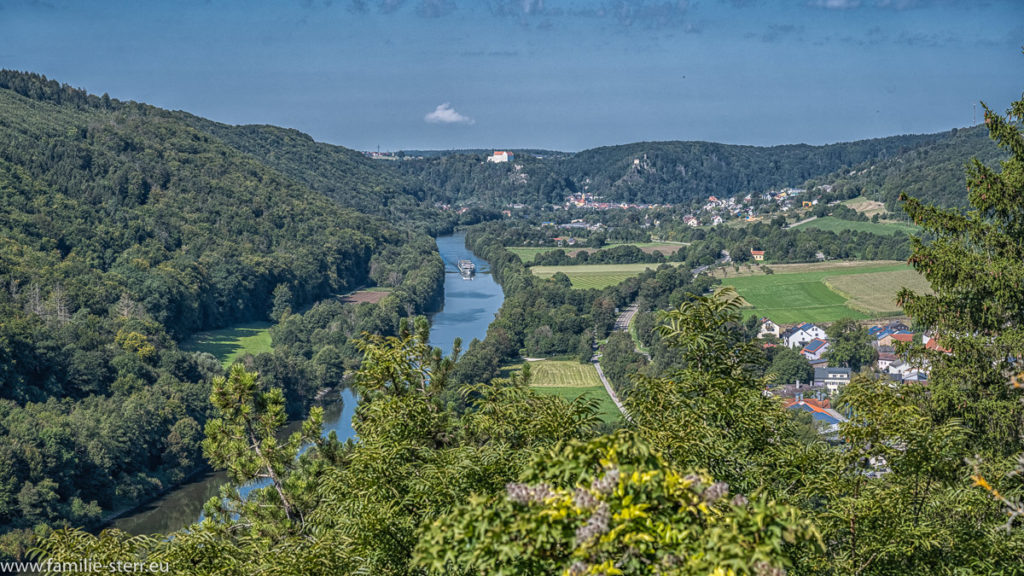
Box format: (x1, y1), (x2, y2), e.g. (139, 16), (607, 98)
(800, 338), (830, 361)
(814, 366), (852, 394)
(783, 323), (827, 349)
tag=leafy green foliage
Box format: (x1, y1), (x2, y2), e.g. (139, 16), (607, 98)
(824, 318), (876, 371)
(415, 432), (819, 576)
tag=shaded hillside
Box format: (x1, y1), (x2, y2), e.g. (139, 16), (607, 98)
(175, 119), (460, 232)
(0, 71), (443, 543)
(820, 124), (1006, 210)
(0, 71), (384, 338)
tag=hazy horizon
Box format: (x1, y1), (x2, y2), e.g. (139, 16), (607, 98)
(1, 0), (1021, 152)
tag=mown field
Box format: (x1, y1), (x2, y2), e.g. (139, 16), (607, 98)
(792, 216), (920, 236)
(508, 242), (685, 261)
(514, 360), (621, 423)
(720, 261), (930, 324)
(530, 262), (683, 289)
(182, 321), (273, 367)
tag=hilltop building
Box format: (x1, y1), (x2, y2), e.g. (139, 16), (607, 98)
(487, 151), (513, 163)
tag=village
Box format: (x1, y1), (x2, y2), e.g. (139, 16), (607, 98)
(759, 317), (947, 435)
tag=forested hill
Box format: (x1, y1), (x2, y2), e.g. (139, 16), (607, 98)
(394, 129), (1000, 208)
(0, 70), (386, 338)
(0, 71), (447, 544)
(818, 124), (1007, 210)
(173, 118), (459, 232)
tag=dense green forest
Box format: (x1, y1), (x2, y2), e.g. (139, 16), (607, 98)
(0, 71), (445, 555)
(391, 129), (999, 209)
(820, 124), (1008, 210)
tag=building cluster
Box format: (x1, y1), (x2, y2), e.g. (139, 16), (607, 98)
(564, 192), (668, 211)
(760, 318), (944, 436)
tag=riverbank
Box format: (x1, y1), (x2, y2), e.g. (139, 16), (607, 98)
(110, 232), (504, 535)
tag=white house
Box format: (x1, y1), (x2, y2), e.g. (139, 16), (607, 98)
(800, 338), (830, 362)
(487, 151), (513, 163)
(814, 367), (851, 395)
(758, 318), (781, 339)
(783, 323), (827, 349)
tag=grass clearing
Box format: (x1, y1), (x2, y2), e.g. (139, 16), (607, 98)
(183, 321), (273, 368)
(843, 196), (889, 217)
(792, 216), (920, 236)
(340, 289), (391, 304)
(723, 261), (925, 324)
(533, 386), (622, 423)
(531, 262), (683, 290)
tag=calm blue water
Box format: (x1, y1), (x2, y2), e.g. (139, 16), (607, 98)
(429, 233), (505, 357)
(112, 233), (501, 534)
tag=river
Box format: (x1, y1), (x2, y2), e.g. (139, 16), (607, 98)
(110, 232), (503, 534)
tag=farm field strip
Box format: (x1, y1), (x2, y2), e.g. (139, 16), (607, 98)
(508, 242), (685, 261)
(525, 359), (603, 387)
(503, 359), (621, 423)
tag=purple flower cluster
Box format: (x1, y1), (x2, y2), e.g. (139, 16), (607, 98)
(505, 482), (554, 505)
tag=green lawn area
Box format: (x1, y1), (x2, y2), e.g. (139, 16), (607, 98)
(530, 262), (683, 290)
(505, 359), (622, 423)
(182, 321), (273, 367)
(723, 261), (924, 324)
(792, 216), (920, 236)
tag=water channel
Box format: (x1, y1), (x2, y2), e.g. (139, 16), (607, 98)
(110, 232), (503, 534)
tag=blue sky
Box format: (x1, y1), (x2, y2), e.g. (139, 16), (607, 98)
(1, 0), (1021, 151)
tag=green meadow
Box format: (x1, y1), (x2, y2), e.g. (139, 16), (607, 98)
(792, 216), (920, 236)
(721, 261), (927, 324)
(182, 321), (273, 368)
(530, 262), (684, 290)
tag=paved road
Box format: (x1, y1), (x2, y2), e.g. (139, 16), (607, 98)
(614, 304), (639, 331)
(593, 302), (653, 422)
(592, 357), (631, 422)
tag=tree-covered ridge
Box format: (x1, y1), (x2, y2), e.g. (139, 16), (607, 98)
(0, 78), (383, 338)
(0, 70), (446, 552)
(175, 119), (461, 233)
(820, 124), (1008, 210)
(392, 130), (999, 209)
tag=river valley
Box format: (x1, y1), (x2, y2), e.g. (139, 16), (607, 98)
(110, 232), (503, 534)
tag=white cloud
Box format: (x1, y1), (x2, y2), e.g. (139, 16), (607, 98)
(424, 102), (475, 125)
(809, 0), (861, 8)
